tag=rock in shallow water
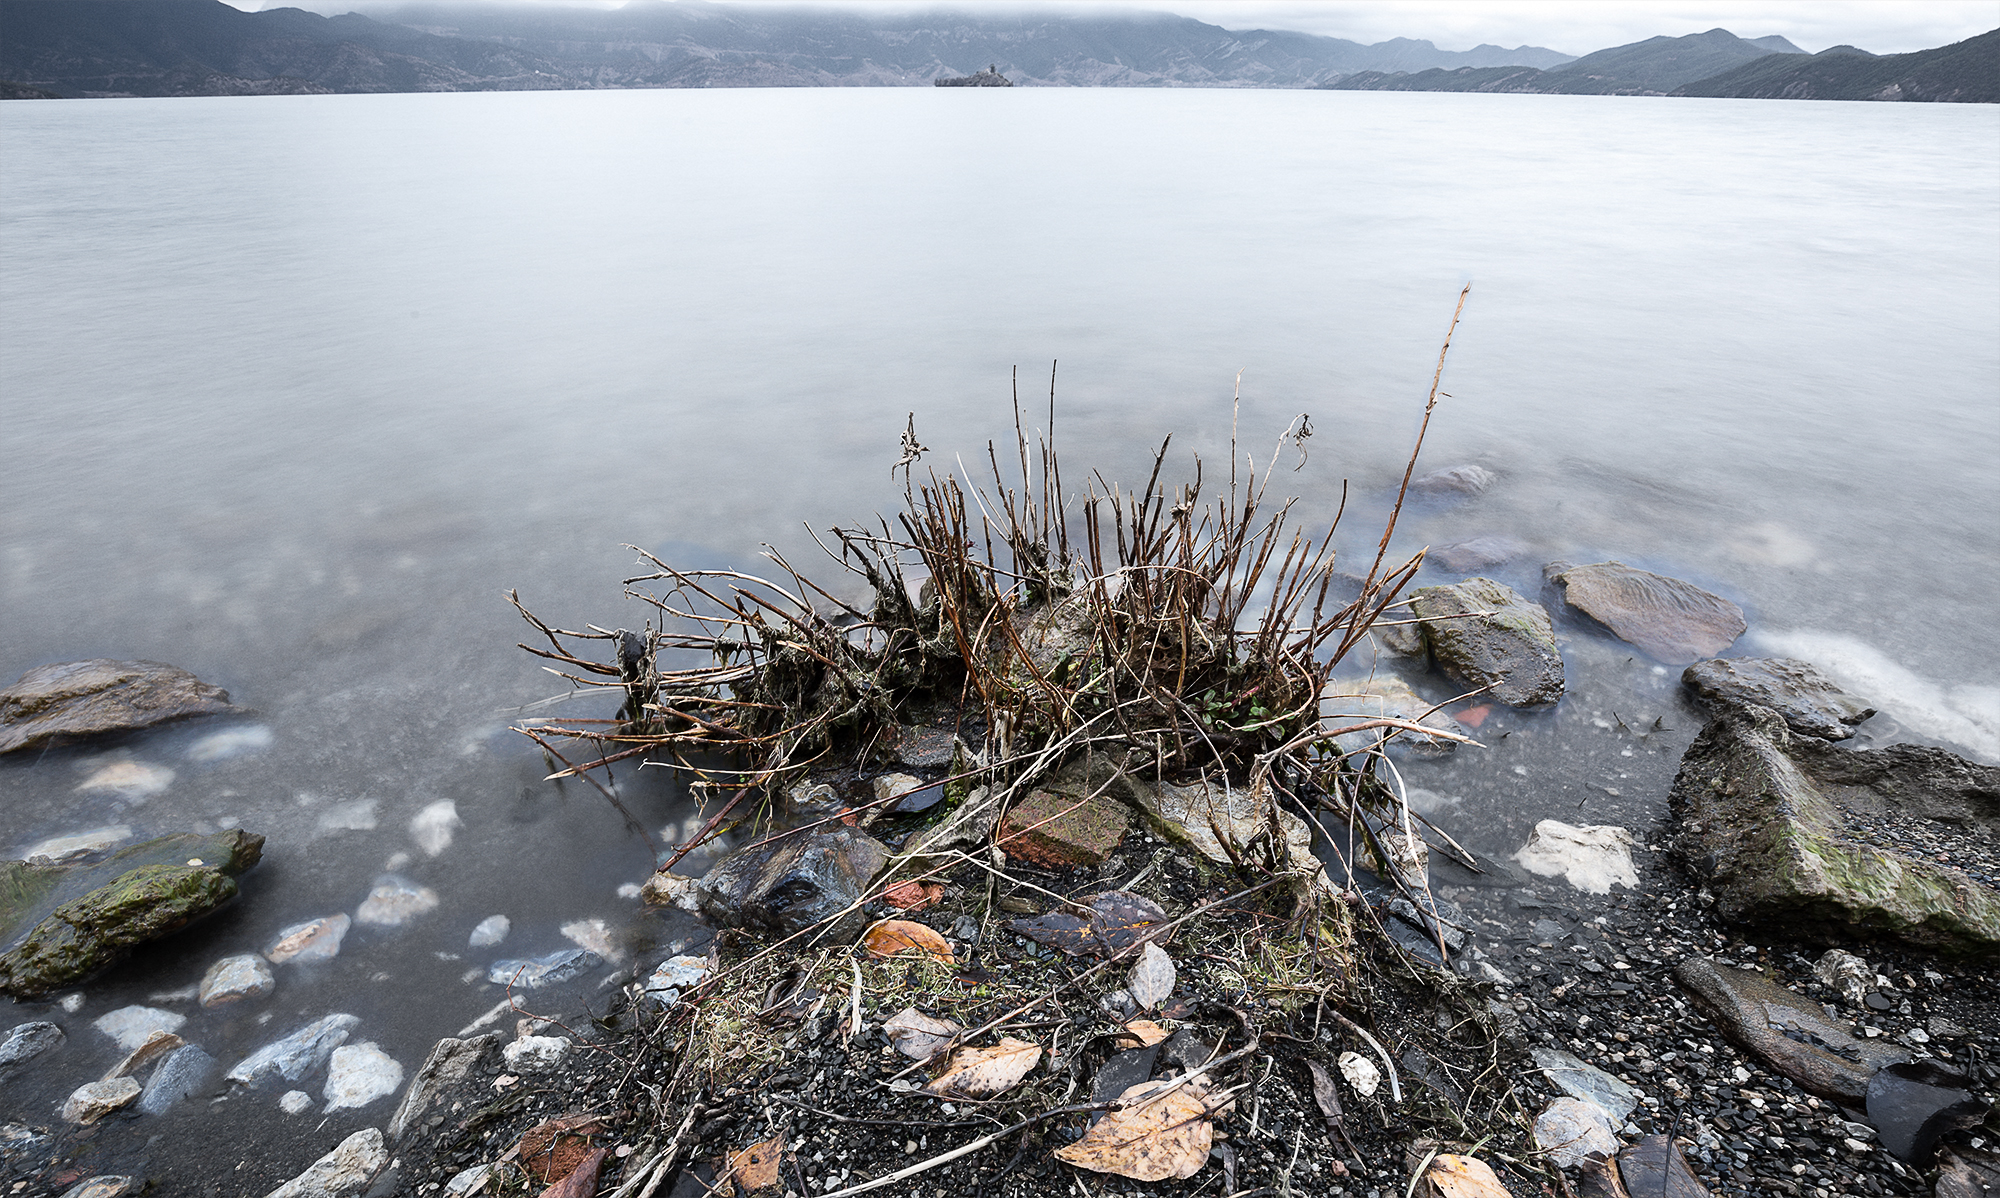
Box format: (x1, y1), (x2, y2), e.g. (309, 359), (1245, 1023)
(487, 947), (601, 989)
(20, 826), (133, 863)
(265, 914), (350, 965)
(200, 953), (274, 1007)
(1549, 560), (1745, 665)
(355, 875), (439, 927)
(0, 659), (238, 755)
(387, 1033), (498, 1141)
(322, 1042), (402, 1111)
(55, 1178), (135, 1198)
(0, 1020), (64, 1075)
(1320, 674), (1471, 757)
(468, 914), (510, 948)
(280, 1089), (314, 1114)
(262, 1127), (387, 1198)
(61, 1077), (141, 1124)
(226, 1013), (360, 1086)
(1682, 655), (1874, 740)
(92, 1006), (185, 1052)
(1408, 577), (1564, 707)
(137, 1043), (213, 1114)
(1513, 820), (1638, 895)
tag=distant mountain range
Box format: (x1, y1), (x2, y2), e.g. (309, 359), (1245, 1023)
(1330, 26), (1999, 102)
(0, 0), (1992, 103)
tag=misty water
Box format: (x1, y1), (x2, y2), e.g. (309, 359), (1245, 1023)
(2, 87), (1997, 1176)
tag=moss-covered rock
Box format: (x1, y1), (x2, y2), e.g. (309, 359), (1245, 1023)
(0, 864), (240, 997)
(1671, 706), (2000, 956)
(1408, 577), (1564, 707)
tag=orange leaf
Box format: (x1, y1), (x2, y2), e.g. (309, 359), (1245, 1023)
(1456, 704), (1492, 729)
(1425, 1154), (1512, 1198)
(1116, 1019), (1170, 1048)
(921, 1037), (1041, 1099)
(883, 881), (945, 911)
(862, 919), (955, 963)
(726, 1131), (787, 1195)
(1055, 1079), (1212, 1181)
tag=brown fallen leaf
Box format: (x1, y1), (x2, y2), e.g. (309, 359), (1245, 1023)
(1305, 1058), (1343, 1123)
(1116, 1019), (1170, 1048)
(725, 1131), (787, 1195)
(1424, 1154), (1513, 1198)
(883, 1007), (963, 1061)
(1125, 942), (1176, 1010)
(1055, 1079), (1213, 1181)
(537, 1147), (609, 1198)
(862, 918), (955, 963)
(882, 881), (945, 911)
(921, 1036), (1042, 1099)
(1007, 890), (1168, 958)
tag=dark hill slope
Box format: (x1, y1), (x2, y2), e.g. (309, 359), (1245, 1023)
(1329, 27), (1804, 96)
(1674, 27), (2000, 101)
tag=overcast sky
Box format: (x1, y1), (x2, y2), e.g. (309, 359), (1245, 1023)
(233, 0), (2000, 56)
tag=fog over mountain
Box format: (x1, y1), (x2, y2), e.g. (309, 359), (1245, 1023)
(0, 0), (1990, 100)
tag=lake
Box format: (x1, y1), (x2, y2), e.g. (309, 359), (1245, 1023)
(1, 86), (1996, 1184)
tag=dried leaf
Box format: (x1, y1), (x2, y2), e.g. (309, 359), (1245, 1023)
(1125, 942), (1176, 1010)
(516, 1115), (606, 1184)
(1306, 1058), (1344, 1124)
(883, 1007), (963, 1061)
(921, 1036), (1041, 1099)
(1007, 890), (1168, 958)
(1425, 1154), (1512, 1198)
(1117, 1019), (1170, 1048)
(537, 1147), (609, 1198)
(882, 881), (945, 911)
(1055, 1079), (1213, 1181)
(862, 919), (955, 963)
(726, 1131), (786, 1195)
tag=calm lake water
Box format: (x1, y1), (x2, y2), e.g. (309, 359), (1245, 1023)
(2, 87), (1996, 1182)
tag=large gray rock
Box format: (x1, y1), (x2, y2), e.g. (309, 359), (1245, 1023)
(1682, 657), (1874, 740)
(485, 947), (600, 989)
(0, 1020), (64, 1076)
(1408, 577), (1564, 707)
(137, 1044), (214, 1114)
(1671, 706), (2000, 954)
(697, 826), (886, 941)
(226, 1014), (360, 1086)
(263, 1128), (387, 1198)
(1548, 561), (1745, 664)
(0, 660), (238, 754)
(1675, 955), (1909, 1103)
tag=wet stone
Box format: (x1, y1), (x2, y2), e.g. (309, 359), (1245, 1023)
(137, 1043), (213, 1114)
(1320, 674), (1471, 758)
(61, 1077), (141, 1124)
(1548, 560), (1745, 665)
(226, 1013), (360, 1086)
(56, 1178), (136, 1198)
(1682, 656), (1875, 740)
(501, 1035), (570, 1073)
(1533, 1046), (1639, 1121)
(323, 1042), (403, 1111)
(0, 659), (238, 755)
(93, 1005), (186, 1052)
(280, 1089), (314, 1115)
(1408, 577), (1564, 707)
(20, 826), (132, 863)
(0, 1020), (64, 1075)
(1865, 1059), (1991, 1163)
(696, 826), (887, 941)
(355, 875), (439, 927)
(468, 915), (510, 948)
(1534, 1096), (1618, 1168)
(103, 1028), (184, 1079)
(487, 947), (601, 989)
(1674, 956), (1908, 1103)
(890, 724), (959, 768)
(1513, 820), (1638, 895)
(263, 1127), (388, 1198)
(1432, 535), (1529, 573)
(1410, 463), (1496, 498)
(387, 1033), (498, 1141)
(266, 914), (350, 964)
(1087, 1046), (1158, 1124)
(200, 953), (275, 1007)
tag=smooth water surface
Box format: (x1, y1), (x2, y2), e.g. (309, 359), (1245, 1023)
(2, 87), (1996, 1179)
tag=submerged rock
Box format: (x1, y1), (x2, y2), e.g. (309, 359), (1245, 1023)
(1410, 464), (1496, 498)
(696, 827), (887, 941)
(263, 1127), (387, 1198)
(487, 947), (601, 989)
(0, 659), (238, 754)
(0, 1020), (64, 1076)
(1320, 674), (1471, 757)
(1, 829), (263, 999)
(409, 800), (460, 858)
(1548, 561), (1745, 664)
(265, 914), (350, 965)
(74, 759), (173, 799)
(387, 1033), (498, 1141)
(280, 1089), (315, 1115)
(1533, 1096), (1619, 1168)
(55, 1178), (135, 1198)
(1675, 955), (1908, 1102)
(200, 953), (275, 1007)
(20, 826), (133, 863)
(226, 1013), (360, 1086)
(1513, 820), (1638, 895)
(322, 1042), (402, 1111)
(93, 1005), (186, 1052)
(103, 1028), (184, 1080)
(1671, 706), (2000, 952)
(1682, 656), (1874, 740)
(137, 1043), (213, 1114)
(468, 915), (510, 948)
(1408, 577), (1564, 707)
(355, 875), (439, 927)
(997, 788), (1129, 868)
(1431, 535), (1528, 573)
(60, 1077), (141, 1124)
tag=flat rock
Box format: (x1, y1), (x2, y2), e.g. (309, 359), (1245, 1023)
(1548, 561), (1745, 664)
(61, 1077), (141, 1124)
(137, 1043), (213, 1114)
(93, 1005), (186, 1051)
(487, 947), (601, 989)
(1431, 535), (1528, 573)
(21, 826), (133, 863)
(200, 953), (275, 1007)
(1670, 705), (2000, 952)
(1674, 955), (1908, 1103)
(263, 1127), (387, 1198)
(322, 1042), (402, 1111)
(696, 826), (886, 941)
(1410, 464), (1496, 498)
(265, 914), (350, 964)
(2, 830), (262, 968)
(1320, 674), (1471, 758)
(502, 1034), (570, 1073)
(1617, 1134), (1712, 1197)
(226, 1013), (360, 1086)
(355, 875), (439, 927)
(1865, 1059), (1990, 1163)
(1513, 820), (1638, 895)
(0, 1020), (64, 1075)
(103, 1028), (184, 1079)
(1533, 1096), (1618, 1168)
(468, 915), (510, 948)
(387, 1033), (499, 1141)
(0, 659), (238, 754)
(1408, 577), (1564, 707)
(1682, 656), (1874, 740)
(1533, 1046), (1639, 1121)
(997, 788), (1129, 868)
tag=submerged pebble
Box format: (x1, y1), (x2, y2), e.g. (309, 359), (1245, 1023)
(469, 915), (510, 948)
(0, 1021), (65, 1074)
(355, 875), (439, 927)
(409, 800), (461, 857)
(74, 759), (174, 799)
(322, 1042), (403, 1111)
(279, 1089), (314, 1115)
(60, 1077), (140, 1124)
(92, 1006), (185, 1052)
(265, 914), (351, 964)
(186, 724), (272, 761)
(20, 825), (133, 862)
(487, 948), (601, 989)
(199, 954), (275, 1007)
(225, 1013), (359, 1085)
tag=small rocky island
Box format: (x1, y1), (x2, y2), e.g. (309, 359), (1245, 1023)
(934, 64), (1013, 86)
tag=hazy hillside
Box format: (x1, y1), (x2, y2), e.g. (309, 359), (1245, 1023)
(1330, 28), (1809, 97)
(0, 0), (1572, 95)
(1674, 27), (1999, 102)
